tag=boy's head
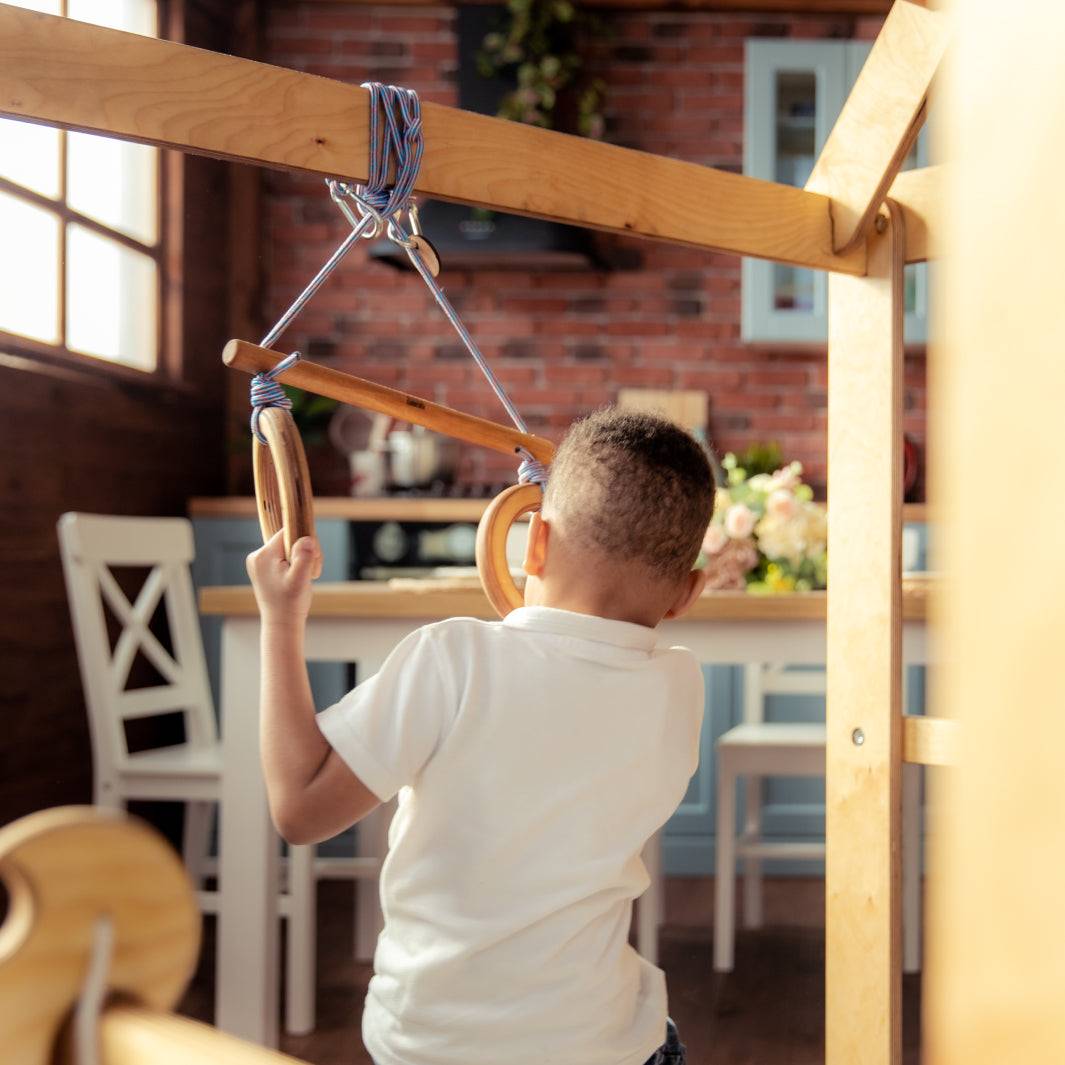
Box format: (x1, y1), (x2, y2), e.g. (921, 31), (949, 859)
(523, 407), (716, 626)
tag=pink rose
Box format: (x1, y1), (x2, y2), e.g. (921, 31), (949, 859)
(767, 489), (797, 520)
(725, 503), (756, 540)
(703, 523), (729, 555)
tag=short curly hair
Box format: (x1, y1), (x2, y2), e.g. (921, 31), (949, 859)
(544, 408), (716, 583)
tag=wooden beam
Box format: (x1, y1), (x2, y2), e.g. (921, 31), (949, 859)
(825, 201), (905, 1065)
(902, 715), (958, 767)
(888, 165), (940, 262)
(0, 4), (865, 274)
(807, 0), (949, 254)
(926, 2), (1065, 1062)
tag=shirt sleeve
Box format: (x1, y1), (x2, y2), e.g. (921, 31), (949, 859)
(316, 625), (456, 802)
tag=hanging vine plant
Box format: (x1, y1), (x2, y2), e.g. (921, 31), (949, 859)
(478, 0), (606, 140)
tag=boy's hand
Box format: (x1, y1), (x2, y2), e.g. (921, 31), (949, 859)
(246, 531), (322, 624)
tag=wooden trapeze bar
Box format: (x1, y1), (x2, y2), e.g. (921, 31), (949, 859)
(0, 4), (937, 274)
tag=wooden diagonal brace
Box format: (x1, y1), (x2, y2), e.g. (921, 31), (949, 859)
(806, 0), (950, 254)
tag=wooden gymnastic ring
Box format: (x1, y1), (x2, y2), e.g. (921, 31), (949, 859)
(476, 482), (543, 618)
(252, 406), (316, 560)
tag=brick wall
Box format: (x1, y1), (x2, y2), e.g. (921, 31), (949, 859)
(258, 3), (927, 497)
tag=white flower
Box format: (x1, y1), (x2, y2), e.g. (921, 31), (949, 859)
(767, 462), (803, 493)
(767, 488), (797, 520)
(725, 503), (756, 540)
(703, 523), (729, 555)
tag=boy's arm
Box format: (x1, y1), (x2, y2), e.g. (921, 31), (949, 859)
(248, 532), (380, 845)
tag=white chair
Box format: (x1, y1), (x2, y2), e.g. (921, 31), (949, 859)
(713, 663), (922, 973)
(638, 833), (665, 965)
(57, 512), (381, 1034)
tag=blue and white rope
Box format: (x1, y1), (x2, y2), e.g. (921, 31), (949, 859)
(250, 351), (302, 444)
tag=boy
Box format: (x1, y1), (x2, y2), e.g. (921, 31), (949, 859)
(247, 408), (716, 1065)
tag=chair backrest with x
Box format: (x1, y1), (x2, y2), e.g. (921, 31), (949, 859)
(58, 513), (217, 782)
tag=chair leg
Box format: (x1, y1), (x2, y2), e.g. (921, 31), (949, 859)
(355, 802), (390, 962)
(182, 800), (213, 890)
(284, 843), (317, 1036)
(741, 775), (764, 930)
(902, 762), (922, 974)
(638, 830), (662, 965)
(714, 758), (737, 972)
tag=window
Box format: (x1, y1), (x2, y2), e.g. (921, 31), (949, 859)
(0, 0), (163, 373)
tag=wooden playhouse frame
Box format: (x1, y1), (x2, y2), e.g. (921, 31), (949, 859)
(8, 2), (1044, 1063)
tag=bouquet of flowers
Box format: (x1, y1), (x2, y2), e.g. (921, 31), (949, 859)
(700, 452), (828, 594)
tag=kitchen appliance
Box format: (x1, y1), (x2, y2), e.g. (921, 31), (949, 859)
(348, 481), (530, 580)
(386, 425), (460, 490)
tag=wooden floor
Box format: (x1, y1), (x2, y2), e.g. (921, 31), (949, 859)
(180, 877), (922, 1064)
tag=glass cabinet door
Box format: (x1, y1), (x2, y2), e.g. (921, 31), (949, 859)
(742, 39), (931, 344)
(743, 41), (847, 343)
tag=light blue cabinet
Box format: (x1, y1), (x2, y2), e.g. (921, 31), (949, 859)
(742, 39), (931, 344)
(191, 516), (356, 857)
(190, 517), (352, 716)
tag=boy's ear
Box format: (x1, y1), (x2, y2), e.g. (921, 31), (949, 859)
(664, 567), (708, 620)
(523, 512), (550, 577)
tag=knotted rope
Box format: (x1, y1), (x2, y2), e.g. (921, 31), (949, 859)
(249, 351), (301, 445)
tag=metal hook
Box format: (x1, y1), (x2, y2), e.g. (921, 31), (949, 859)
(408, 201), (423, 238)
(329, 180), (384, 240)
(386, 216), (418, 250)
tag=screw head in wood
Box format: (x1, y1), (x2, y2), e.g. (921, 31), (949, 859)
(852, 727), (866, 747)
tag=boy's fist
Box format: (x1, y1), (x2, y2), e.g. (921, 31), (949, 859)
(246, 531), (322, 623)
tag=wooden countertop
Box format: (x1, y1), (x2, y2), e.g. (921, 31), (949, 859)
(200, 576), (931, 621)
(189, 497), (932, 525)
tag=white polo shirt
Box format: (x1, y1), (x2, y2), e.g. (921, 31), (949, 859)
(317, 606), (704, 1065)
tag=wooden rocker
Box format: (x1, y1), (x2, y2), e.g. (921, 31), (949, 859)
(229, 85), (554, 617)
(0, 805), (312, 1065)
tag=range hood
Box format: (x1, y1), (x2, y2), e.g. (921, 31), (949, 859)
(369, 5), (599, 272)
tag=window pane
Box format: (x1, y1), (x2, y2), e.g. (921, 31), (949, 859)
(0, 190), (59, 343)
(67, 132), (158, 245)
(4, 1), (61, 13)
(67, 0), (157, 36)
(0, 117), (61, 198)
(67, 225), (158, 370)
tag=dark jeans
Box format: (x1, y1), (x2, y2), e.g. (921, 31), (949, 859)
(643, 1019), (686, 1065)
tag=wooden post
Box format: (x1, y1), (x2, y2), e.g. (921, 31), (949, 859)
(825, 201), (905, 1065)
(926, 1), (1065, 1062)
